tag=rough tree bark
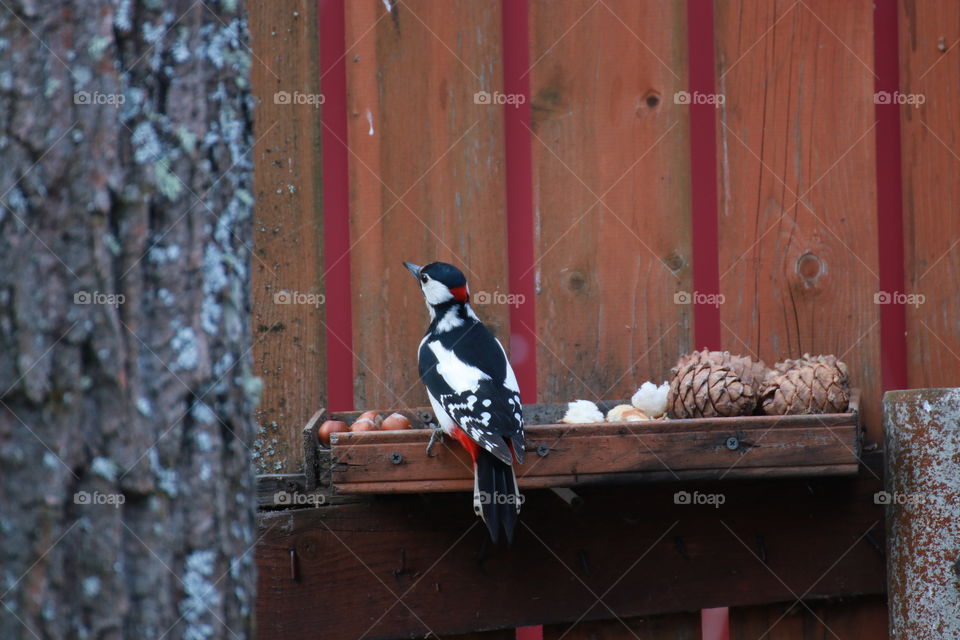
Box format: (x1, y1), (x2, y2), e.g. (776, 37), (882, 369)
(0, 1), (258, 638)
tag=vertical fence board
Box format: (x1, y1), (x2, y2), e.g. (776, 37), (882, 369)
(899, 1), (960, 387)
(543, 612), (701, 640)
(714, 0), (882, 442)
(250, 0), (325, 473)
(344, 0), (509, 411)
(716, 2), (885, 633)
(528, 0), (693, 404)
(729, 597), (887, 640)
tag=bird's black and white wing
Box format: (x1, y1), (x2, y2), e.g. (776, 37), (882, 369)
(418, 322), (524, 465)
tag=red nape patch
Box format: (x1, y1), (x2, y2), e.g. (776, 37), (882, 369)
(451, 426), (480, 461)
(449, 285), (469, 302)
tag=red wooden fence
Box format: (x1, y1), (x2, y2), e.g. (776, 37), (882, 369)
(250, 1), (960, 637)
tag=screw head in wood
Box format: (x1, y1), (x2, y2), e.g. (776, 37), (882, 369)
(725, 436), (740, 451)
(537, 445), (549, 457)
(390, 452), (403, 465)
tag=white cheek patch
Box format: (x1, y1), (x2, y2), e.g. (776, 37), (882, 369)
(421, 279), (454, 305)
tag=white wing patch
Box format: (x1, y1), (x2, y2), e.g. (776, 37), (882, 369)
(445, 393), (477, 416)
(427, 340), (490, 392)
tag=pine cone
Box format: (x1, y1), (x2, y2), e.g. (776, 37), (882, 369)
(773, 353), (848, 379)
(667, 361), (757, 418)
(761, 355), (850, 414)
(676, 349), (769, 391)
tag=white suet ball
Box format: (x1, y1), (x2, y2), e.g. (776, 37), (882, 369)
(631, 381), (670, 418)
(561, 399), (604, 424)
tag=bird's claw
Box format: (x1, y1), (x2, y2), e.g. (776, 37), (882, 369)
(425, 426), (444, 457)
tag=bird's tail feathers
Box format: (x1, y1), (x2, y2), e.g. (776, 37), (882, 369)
(474, 449), (521, 544)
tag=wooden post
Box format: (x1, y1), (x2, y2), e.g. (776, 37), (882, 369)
(884, 388), (960, 639)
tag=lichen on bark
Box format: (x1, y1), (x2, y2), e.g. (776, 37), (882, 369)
(0, 1), (258, 638)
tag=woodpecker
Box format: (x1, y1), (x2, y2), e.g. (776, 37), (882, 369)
(404, 261), (525, 543)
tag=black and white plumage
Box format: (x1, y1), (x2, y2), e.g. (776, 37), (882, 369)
(404, 261), (525, 543)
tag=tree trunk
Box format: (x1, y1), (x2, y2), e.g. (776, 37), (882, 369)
(0, 1), (257, 638)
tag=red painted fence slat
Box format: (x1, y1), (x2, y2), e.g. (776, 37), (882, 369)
(503, 0), (539, 405)
(688, 0), (721, 353)
(874, 0), (908, 394)
(319, 0), (354, 411)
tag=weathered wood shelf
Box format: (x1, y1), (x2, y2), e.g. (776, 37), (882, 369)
(308, 393), (861, 495)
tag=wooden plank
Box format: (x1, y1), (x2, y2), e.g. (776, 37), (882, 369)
(301, 408), (325, 490)
(729, 596), (887, 640)
(345, 0), (510, 411)
(331, 401), (860, 439)
(257, 473), (307, 509)
(543, 611), (701, 640)
(528, 0), (693, 403)
(330, 423), (859, 489)
(324, 393), (859, 436)
(255, 456), (885, 640)
(714, 0), (882, 445)
(333, 465), (860, 495)
(249, 0), (325, 473)
(899, 1), (960, 389)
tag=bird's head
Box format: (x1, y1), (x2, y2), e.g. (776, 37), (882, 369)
(403, 261), (469, 310)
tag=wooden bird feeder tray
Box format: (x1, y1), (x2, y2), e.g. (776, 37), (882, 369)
(304, 392), (861, 495)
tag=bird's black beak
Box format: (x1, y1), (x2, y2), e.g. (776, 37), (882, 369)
(403, 262), (422, 279)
